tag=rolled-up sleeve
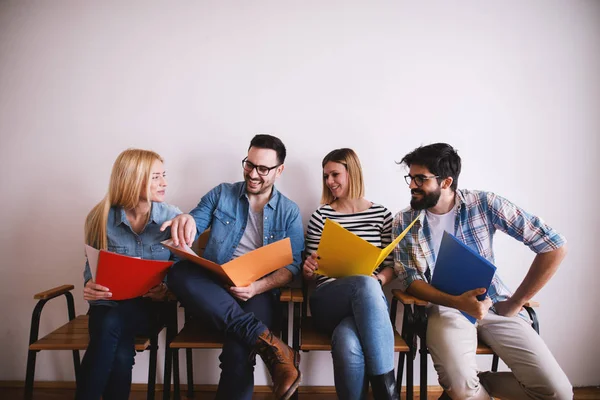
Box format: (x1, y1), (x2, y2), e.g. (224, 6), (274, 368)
(487, 192), (566, 254)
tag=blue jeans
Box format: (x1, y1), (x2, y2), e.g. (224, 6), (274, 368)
(76, 297), (154, 400)
(167, 260), (280, 400)
(310, 275), (395, 400)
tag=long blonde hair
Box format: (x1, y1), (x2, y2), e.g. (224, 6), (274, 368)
(85, 149), (163, 249)
(321, 148), (365, 204)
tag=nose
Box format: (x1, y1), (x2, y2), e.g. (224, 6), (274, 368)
(248, 167), (260, 179)
(326, 175), (335, 186)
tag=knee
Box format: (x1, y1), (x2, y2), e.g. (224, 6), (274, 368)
(353, 275), (381, 293)
(166, 261), (194, 291)
(112, 345), (136, 371)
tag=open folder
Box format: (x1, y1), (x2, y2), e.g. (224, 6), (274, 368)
(161, 237), (293, 287)
(84, 245), (173, 301)
(315, 217), (419, 278)
(431, 231), (497, 324)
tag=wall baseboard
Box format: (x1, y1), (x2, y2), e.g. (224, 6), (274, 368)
(0, 380), (442, 394)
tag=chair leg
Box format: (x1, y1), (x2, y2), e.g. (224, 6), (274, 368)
(24, 350), (37, 400)
(163, 304), (177, 400)
(397, 353), (404, 396)
(185, 348), (194, 399)
(147, 335), (158, 400)
(173, 348), (180, 400)
(420, 342), (427, 400)
(72, 349), (81, 384)
(491, 354), (499, 372)
(407, 352), (414, 400)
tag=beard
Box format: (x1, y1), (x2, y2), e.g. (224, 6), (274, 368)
(410, 187), (441, 210)
(244, 174), (273, 195)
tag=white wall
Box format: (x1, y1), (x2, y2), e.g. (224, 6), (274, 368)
(1, 0), (599, 388)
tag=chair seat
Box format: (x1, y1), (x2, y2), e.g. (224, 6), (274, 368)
(29, 315), (151, 351)
(170, 322), (224, 349)
(476, 341), (494, 355)
(299, 317), (409, 352)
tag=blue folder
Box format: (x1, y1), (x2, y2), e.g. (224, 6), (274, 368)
(431, 231), (497, 323)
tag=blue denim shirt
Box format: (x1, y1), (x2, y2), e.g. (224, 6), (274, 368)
(189, 181), (305, 277)
(84, 202), (182, 306)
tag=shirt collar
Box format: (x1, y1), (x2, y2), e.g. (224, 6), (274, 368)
(238, 182), (280, 209)
(112, 203), (158, 227)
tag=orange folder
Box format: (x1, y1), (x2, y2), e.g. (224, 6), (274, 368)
(94, 250), (173, 301)
(161, 237), (293, 287)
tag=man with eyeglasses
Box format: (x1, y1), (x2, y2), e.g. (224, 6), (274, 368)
(393, 143), (571, 400)
(162, 134), (304, 400)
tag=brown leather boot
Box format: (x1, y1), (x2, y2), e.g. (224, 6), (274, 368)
(255, 329), (301, 400)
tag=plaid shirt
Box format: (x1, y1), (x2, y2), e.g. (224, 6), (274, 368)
(393, 189), (566, 305)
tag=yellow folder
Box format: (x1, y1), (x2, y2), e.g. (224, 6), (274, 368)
(315, 217), (418, 278)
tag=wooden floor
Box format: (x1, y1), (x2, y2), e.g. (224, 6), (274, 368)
(1, 387), (599, 399)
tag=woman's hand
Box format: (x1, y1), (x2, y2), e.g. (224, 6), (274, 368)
(83, 280), (112, 301)
(143, 282), (169, 301)
(303, 253), (319, 280)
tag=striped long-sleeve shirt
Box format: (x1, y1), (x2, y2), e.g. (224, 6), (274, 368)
(306, 203), (394, 288)
(392, 189), (566, 306)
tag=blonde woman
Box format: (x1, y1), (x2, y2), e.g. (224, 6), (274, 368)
(303, 148), (398, 400)
(76, 149), (194, 400)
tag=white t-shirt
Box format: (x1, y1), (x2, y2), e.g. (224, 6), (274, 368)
(426, 206), (456, 258)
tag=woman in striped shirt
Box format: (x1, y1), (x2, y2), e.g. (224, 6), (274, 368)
(303, 148), (398, 400)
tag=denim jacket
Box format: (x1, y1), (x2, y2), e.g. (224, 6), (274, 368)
(189, 181), (305, 276)
(84, 202), (182, 305)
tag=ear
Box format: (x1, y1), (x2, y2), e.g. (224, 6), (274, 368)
(275, 164), (285, 178)
(441, 176), (453, 189)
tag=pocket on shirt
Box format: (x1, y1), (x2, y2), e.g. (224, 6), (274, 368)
(211, 208), (236, 243)
(266, 230), (286, 244)
(107, 245), (128, 255)
(150, 243), (170, 261)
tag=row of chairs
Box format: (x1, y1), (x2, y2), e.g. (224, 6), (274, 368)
(26, 232), (539, 400)
(25, 284), (538, 400)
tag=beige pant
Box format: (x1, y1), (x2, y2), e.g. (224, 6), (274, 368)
(427, 305), (572, 400)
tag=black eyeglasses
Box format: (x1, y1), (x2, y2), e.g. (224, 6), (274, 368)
(242, 158), (281, 176)
(404, 174), (440, 187)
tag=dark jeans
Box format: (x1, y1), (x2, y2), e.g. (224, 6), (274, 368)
(167, 260), (281, 400)
(75, 297), (155, 400)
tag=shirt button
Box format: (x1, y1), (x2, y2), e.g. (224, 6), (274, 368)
(226, 221), (230, 224)
(270, 235), (274, 239)
(265, 217), (268, 220)
(264, 236), (268, 240)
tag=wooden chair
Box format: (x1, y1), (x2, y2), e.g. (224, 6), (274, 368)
(289, 281), (418, 400)
(25, 284), (178, 400)
(167, 230), (295, 399)
(168, 288), (295, 399)
(392, 289), (540, 400)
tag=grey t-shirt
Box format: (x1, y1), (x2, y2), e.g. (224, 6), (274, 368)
(232, 208), (264, 258)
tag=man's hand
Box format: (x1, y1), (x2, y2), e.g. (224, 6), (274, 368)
(160, 214), (196, 247)
(494, 297), (523, 317)
(229, 282), (257, 301)
(83, 280), (112, 301)
(455, 288), (493, 320)
(303, 253), (319, 280)
(143, 282), (168, 301)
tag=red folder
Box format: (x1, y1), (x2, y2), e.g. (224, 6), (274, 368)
(95, 250), (173, 301)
